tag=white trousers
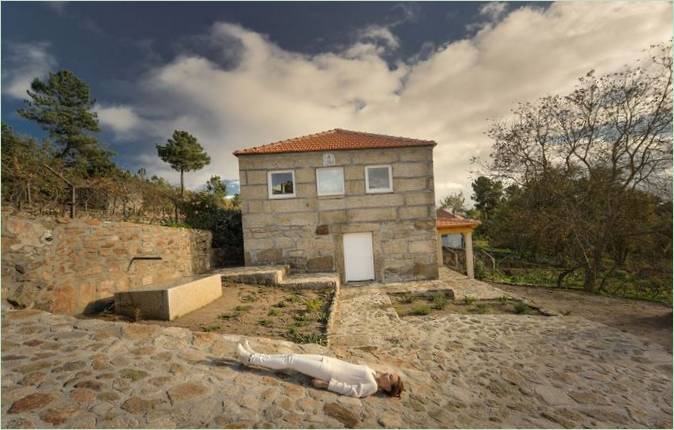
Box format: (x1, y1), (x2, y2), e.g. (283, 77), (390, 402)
(248, 353), (330, 381)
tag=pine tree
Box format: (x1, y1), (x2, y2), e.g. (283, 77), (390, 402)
(156, 130), (211, 196)
(18, 70), (113, 175)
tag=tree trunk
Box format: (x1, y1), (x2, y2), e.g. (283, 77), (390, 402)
(26, 181), (31, 206)
(556, 266), (578, 288)
(180, 169), (184, 197)
(583, 266), (597, 291)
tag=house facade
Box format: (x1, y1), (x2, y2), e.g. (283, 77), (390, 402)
(234, 129), (439, 283)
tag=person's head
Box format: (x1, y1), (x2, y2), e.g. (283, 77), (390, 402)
(376, 373), (404, 397)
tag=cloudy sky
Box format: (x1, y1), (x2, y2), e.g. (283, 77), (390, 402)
(2, 1), (672, 201)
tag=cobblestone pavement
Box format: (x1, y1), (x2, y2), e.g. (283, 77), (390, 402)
(2, 271), (672, 428)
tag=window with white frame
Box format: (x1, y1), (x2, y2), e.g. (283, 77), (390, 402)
(316, 167), (345, 196)
(365, 165), (393, 193)
(268, 170), (296, 199)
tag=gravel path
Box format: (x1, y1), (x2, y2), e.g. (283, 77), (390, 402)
(2, 274), (672, 428)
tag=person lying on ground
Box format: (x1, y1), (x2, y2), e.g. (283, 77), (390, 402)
(236, 339), (404, 398)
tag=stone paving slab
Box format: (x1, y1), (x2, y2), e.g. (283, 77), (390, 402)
(2, 271), (672, 428)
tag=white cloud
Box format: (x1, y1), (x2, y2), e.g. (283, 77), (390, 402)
(107, 2), (672, 201)
(2, 42), (57, 99)
(95, 104), (141, 135)
(358, 25), (400, 50)
(479, 2), (508, 21)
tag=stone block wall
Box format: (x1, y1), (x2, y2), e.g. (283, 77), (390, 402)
(1, 212), (212, 315)
(238, 146), (439, 282)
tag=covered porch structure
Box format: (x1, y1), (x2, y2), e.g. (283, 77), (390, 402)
(436, 208), (480, 279)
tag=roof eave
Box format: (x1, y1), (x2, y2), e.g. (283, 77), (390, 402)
(233, 141), (437, 157)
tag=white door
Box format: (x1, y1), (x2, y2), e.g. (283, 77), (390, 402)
(343, 232), (375, 282)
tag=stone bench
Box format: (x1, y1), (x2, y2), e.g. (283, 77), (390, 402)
(114, 274), (222, 321)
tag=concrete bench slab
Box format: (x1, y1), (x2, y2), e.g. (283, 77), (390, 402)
(114, 274), (222, 321)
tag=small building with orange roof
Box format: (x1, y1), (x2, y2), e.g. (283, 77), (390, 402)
(436, 208), (480, 279)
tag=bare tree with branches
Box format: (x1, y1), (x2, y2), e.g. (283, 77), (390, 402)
(487, 43), (672, 291)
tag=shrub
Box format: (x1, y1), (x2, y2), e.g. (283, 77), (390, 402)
(431, 292), (449, 310)
(513, 302), (530, 314)
(285, 326), (326, 345)
(218, 312), (238, 320)
(398, 292), (415, 304)
(240, 294), (257, 303)
(181, 192), (243, 249)
(304, 298), (323, 313)
(234, 305), (252, 313)
(200, 323), (221, 332)
(474, 260), (487, 280)
(472, 303), (487, 314)
(409, 304), (431, 316)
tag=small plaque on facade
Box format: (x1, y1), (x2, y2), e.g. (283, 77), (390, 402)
(322, 153), (335, 166)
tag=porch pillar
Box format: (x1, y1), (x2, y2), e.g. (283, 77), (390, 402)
(437, 233), (444, 267)
(464, 231), (474, 279)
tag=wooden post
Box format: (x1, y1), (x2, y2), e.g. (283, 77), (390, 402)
(437, 233), (444, 267)
(464, 231), (474, 279)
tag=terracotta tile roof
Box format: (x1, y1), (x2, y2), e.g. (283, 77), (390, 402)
(233, 129), (436, 155)
(436, 208), (480, 230)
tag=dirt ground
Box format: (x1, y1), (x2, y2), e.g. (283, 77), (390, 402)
(94, 283), (334, 344)
(159, 283), (333, 343)
(496, 282), (673, 352)
(389, 290), (545, 317)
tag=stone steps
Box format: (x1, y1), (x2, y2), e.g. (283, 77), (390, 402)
(215, 265), (339, 289)
(216, 265), (289, 286)
(279, 273), (340, 290)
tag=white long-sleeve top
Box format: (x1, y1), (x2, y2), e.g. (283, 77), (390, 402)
(320, 357), (378, 398)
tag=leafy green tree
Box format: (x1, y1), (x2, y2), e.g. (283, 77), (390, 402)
(439, 192), (467, 215)
(471, 176), (503, 221)
(17, 70), (113, 175)
(156, 130), (211, 196)
(206, 175), (227, 199)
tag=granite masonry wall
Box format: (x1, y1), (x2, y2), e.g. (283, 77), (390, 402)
(237, 146), (439, 282)
(1, 212), (212, 315)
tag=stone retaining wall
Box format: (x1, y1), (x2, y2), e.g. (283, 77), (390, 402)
(1, 213), (212, 315)
(238, 146), (439, 282)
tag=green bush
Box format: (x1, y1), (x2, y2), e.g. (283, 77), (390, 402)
(304, 298), (323, 313)
(409, 304), (431, 316)
(431, 292), (448, 310)
(200, 323), (221, 332)
(513, 302), (530, 314)
(398, 292), (415, 304)
(181, 192), (243, 249)
(474, 260), (487, 280)
(234, 305), (252, 313)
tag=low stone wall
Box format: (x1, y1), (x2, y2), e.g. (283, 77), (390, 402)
(1, 213), (212, 315)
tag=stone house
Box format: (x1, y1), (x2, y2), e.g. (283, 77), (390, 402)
(234, 129), (439, 283)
